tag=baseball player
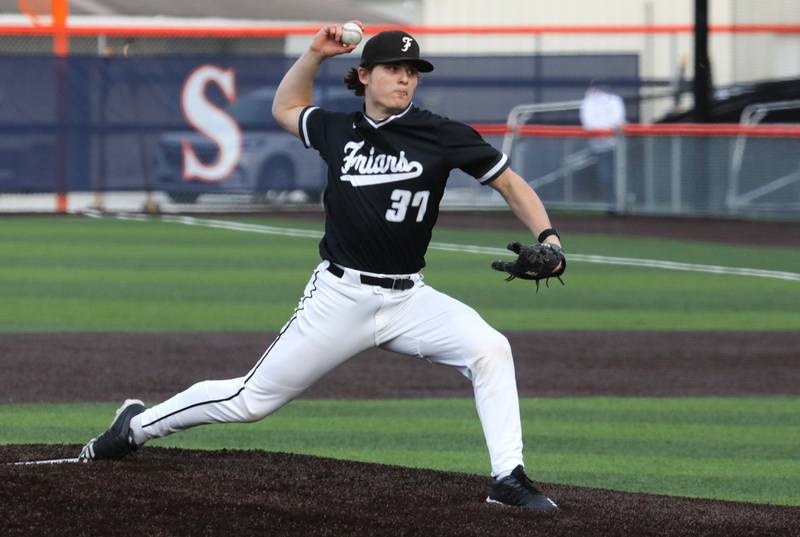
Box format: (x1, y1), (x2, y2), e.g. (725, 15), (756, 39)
(80, 23), (564, 512)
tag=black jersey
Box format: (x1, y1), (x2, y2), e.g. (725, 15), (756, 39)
(298, 103), (509, 274)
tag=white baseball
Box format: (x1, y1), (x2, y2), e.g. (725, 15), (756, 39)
(341, 22), (363, 46)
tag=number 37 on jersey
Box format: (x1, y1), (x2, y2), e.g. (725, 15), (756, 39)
(385, 189), (430, 223)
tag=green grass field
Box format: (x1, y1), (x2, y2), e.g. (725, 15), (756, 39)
(1, 215), (798, 331)
(2, 214), (799, 506)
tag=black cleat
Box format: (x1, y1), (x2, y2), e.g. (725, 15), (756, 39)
(79, 399), (145, 461)
(487, 465), (559, 511)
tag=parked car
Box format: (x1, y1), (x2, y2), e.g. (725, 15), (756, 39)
(152, 87), (360, 203)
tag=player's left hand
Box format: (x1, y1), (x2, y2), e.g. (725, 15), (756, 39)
(491, 242), (566, 289)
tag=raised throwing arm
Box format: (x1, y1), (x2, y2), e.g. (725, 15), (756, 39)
(271, 21), (363, 138)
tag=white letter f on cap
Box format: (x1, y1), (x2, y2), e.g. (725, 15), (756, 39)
(401, 37), (413, 52)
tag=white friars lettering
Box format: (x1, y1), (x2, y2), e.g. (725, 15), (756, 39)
(340, 142), (423, 186)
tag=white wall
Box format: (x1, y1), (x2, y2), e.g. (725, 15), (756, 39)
(729, 0), (800, 81)
(419, 0), (799, 87)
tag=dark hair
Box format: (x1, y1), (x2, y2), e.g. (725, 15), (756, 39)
(344, 64), (422, 97)
(344, 66), (370, 96)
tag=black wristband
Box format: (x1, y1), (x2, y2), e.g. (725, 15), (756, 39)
(537, 228), (560, 243)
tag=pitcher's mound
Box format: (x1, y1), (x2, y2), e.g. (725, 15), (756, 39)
(1, 445), (796, 537)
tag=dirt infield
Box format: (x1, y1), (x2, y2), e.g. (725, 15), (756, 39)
(2, 331), (799, 536)
(2, 332), (799, 403)
(2, 445), (798, 537)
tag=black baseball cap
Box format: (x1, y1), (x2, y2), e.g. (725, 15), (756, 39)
(359, 30), (434, 73)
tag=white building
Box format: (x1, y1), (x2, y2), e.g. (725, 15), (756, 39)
(417, 0), (800, 88)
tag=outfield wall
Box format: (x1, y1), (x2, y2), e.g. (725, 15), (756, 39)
(1, 22), (798, 220)
(0, 52), (638, 205)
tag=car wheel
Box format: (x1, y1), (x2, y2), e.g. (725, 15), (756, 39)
(167, 191), (200, 204)
(257, 156), (295, 193)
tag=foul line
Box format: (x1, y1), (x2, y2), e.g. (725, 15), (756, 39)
(10, 457), (83, 466)
(104, 213), (800, 282)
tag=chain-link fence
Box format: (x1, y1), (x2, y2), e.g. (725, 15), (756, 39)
(502, 124), (800, 219)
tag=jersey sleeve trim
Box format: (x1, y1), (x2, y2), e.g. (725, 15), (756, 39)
(298, 106), (319, 149)
(478, 153), (509, 184)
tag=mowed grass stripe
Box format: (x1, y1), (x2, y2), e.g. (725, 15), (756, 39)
(4, 214), (800, 271)
(25, 409), (789, 446)
(0, 268), (303, 300)
(1, 398), (798, 505)
(2, 216), (800, 331)
(0, 299), (295, 332)
(426, 225), (800, 272)
(5, 397), (797, 439)
(155, 213), (797, 276)
(2, 263), (796, 324)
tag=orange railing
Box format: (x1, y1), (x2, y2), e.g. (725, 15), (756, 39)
(1, 23), (800, 37)
(474, 123), (800, 138)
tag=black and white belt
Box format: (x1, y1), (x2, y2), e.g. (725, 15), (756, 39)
(327, 263), (415, 290)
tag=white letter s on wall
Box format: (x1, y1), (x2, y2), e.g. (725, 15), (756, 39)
(181, 65), (241, 182)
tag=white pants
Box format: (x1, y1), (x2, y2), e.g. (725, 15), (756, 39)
(132, 261), (524, 476)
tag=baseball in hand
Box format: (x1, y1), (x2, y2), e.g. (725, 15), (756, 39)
(341, 22), (363, 46)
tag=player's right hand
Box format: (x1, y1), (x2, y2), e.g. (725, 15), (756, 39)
(309, 21), (363, 58)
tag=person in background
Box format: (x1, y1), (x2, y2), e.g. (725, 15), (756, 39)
(579, 82), (626, 205)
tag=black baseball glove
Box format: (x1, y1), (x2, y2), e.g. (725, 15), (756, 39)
(491, 242), (566, 289)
